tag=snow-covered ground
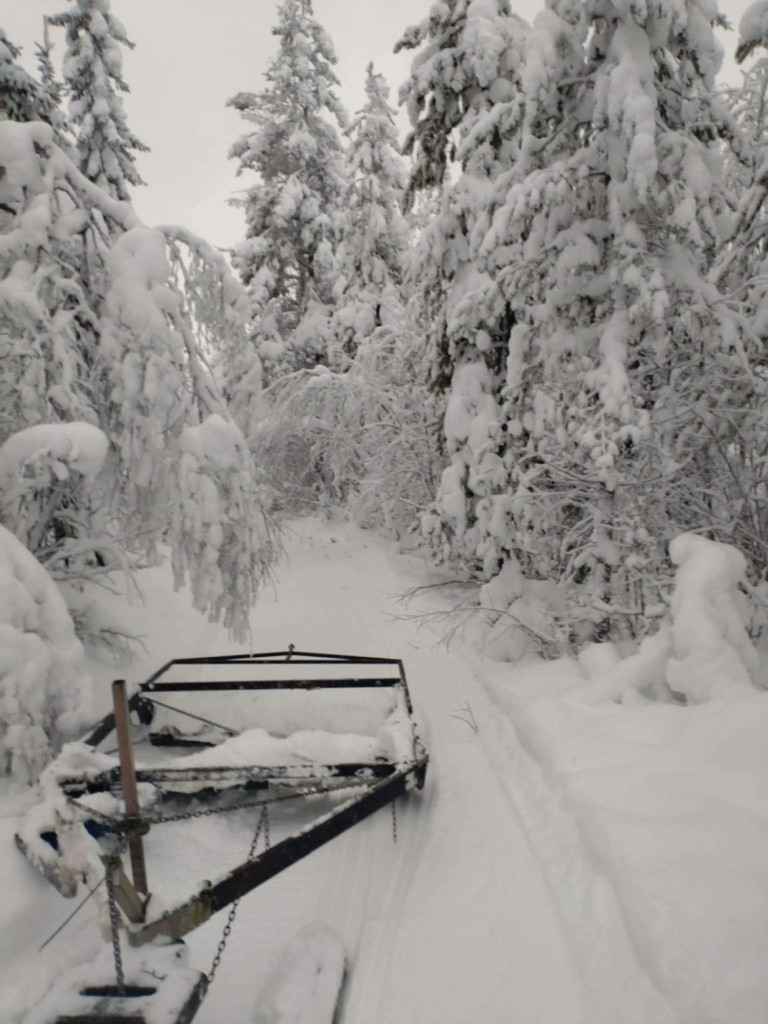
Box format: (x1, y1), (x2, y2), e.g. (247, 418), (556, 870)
(2, 518), (767, 1023)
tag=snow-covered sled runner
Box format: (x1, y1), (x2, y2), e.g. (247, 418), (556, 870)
(18, 649), (427, 1023)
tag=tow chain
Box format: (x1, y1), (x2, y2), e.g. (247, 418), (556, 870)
(66, 776), (372, 832)
(63, 770), (394, 987)
(206, 804), (270, 987)
(104, 856), (125, 989)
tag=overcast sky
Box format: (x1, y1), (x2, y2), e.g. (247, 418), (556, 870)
(8, 0), (756, 250)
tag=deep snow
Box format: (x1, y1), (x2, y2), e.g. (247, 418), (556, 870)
(2, 518), (767, 1023)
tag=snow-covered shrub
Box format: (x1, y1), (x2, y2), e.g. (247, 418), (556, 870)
(0, 524), (91, 782)
(577, 534), (760, 706)
(0, 421), (108, 556)
(0, 422), (137, 653)
(255, 329), (442, 536)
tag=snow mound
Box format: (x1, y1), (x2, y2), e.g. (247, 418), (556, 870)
(0, 525), (91, 782)
(666, 533), (758, 702)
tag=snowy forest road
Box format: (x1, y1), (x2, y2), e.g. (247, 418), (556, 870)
(182, 519), (587, 1024)
(179, 520), (676, 1024)
(2, 519), (678, 1023)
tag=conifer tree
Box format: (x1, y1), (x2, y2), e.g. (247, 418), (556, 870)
(403, 0), (767, 645)
(0, 29), (55, 124)
(49, 0), (148, 202)
(395, 0), (528, 572)
(331, 64), (409, 363)
(35, 18), (73, 151)
(228, 0), (348, 381)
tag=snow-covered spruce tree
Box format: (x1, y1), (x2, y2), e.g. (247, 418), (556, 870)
(0, 28), (57, 124)
(330, 64), (409, 365)
(227, 0), (348, 382)
(448, 0), (766, 644)
(35, 18), (74, 152)
(0, 119), (276, 641)
(49, 0), (148, 202)
(394, 2), (529, 570)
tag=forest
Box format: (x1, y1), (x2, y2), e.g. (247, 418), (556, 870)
(3, 0), (768, 780)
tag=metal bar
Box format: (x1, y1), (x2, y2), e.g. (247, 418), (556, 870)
(132, 762), (398, 783)
(161, 652), (401, 666)
(142, 677), (402, 692)
(207, 767), (420, 911)
(395, 658), (415, 714)
(110, 861), (146, 924)
(129, 758), (427, 946)
(112, 680), (148, 898)
(58, 761), (401, 798)
(143, 658), (178, 685)
(83, 692), (143, 748)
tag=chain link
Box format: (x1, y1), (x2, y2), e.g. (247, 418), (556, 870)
(104, 859), (125, 989)
(207, 804), (269, 986)
(148, 777), (371, 826)
(59, 764), (420, 988)
(65, 776), (371, 835)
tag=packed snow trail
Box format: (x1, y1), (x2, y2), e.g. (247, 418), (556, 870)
(156, 520), (674, 1024)
(2, 519), (679, 1023)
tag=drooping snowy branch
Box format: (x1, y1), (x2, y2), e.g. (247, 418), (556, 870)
(0, 119), (278, 637)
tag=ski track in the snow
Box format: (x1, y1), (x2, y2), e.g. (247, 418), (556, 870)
(3, 520), (681, 1023)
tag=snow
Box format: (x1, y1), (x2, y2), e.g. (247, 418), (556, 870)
(0, 525), (91, 784)
(0, 422), (108, 491)
(22, 942), (206, 1024)
(666, 533), (759, 702)
(0, 120), (51, 204)
(179, 414), (245, 472)
(738, 1), (768, 62)
(493, 665), (768, 1024)
(252, 922), (346, 1024)
(2, 520), (767, 1023)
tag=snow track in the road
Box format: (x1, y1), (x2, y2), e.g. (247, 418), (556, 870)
(474, 657), (681, 1024)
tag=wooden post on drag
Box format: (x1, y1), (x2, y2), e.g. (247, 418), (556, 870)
(112, 679), (148, 897)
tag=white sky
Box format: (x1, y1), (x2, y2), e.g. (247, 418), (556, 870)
(6, 0), (757, 250)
